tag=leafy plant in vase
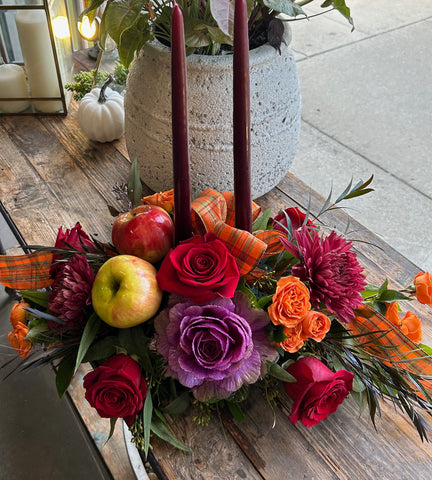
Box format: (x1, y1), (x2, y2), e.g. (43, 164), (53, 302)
(80, 0), (353, 197)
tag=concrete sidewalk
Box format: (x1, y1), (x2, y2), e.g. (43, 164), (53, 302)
(288, 0), (432, 273)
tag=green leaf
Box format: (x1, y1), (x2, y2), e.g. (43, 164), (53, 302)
(263, 0), (306, 17)
(56, 353), (76, 398)
(209, 0), (234, 37)
(378, 278), (389, 295)
(79, 0), (106, 21)
(151, 417), (191, 452)
(127, 158), (143, 207)
(419, 343), (432, 356)
(143, 392), (153, 457)
(117, 18), (152, 69)
(343, 174), (374, 200)
(25, 319), (49, 344)
(236, 281), (259, 308)
(108, 417), (118, 442)
(82, 336), (118, 363)
(23, 306), (66, 325)
(377, 290), (411, 302)
(267, 361), (296, 383)
(226, 401), (245, 422)
(252, 208), (272, 232)
(20, 290), (49, 308)
(161, 392), (191, 415)
(75, 314), (101, 374)
(257, 295), (273, 309)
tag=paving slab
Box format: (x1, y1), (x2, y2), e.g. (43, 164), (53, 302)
(297, 19), (432, 195)
(290, 122), (432, 272)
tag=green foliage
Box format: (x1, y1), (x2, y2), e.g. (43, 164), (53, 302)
(64, 63), (128, 101)
(74, 313), (101, 374)
(56, 353), (76, 398)
(80, 0), (355, 67)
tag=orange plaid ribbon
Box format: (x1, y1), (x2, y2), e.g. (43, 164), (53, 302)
(0, 251), (54, 290)
(350, 305), (432, 397)
(191, 189), (267, 275)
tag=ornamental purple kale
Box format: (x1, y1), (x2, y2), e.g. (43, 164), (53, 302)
(154, 292), (278, 401)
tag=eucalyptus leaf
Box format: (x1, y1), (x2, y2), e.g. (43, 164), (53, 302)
(23, 306), (66, 325)
(143, 392), (153, 456)
(252, 208), (272, 232)
(56, 353), (76, 398)
(127, 158), (143, 207)
(20, 290), (49, 308)
(82, 336), (118, 363)
(75, 314), (102, 374)
(108, 417), (118, 442)
(267, 361), (296, 383)
(151, 417), (191, 452)
(226, 401), (245, 422)
(161, 392), (190, 415)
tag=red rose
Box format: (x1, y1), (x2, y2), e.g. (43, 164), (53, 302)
(284, 356), (354, 427)
(273, 207), (316, 234)
(83, 354), (147, 425)
(156, 233), (240, 303)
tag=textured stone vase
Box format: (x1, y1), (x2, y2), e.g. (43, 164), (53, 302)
(125, 26), (301, 199)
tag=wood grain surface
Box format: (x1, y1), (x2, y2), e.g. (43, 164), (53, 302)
(1, 101), (432, 479)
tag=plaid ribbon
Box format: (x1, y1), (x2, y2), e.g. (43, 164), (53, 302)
(191, 189), (266, 275)
(350, 305), (432, 396)
(0, 251), (54, 290)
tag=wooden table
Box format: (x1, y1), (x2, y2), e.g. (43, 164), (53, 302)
(1, 102), (432, 480)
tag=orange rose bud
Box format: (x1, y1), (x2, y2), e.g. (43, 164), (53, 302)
(9, 301), (30, 328)
(8, 321), (31, 358)
(268, 275), (311, 328)
(385, 302), (400, 327)
(413, 271), (432, 305)
(142, 189), (174, 214)
(301, 310), (331, 342)
(278, 324), (304, 353)
(400, 311), (422, 344)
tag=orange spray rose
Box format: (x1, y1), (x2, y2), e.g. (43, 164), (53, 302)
(142, 189), (174, 214)
(413, 272), (432, 305)
(278, 324), (304, 353)
(268, 276), (311, 328)
(8, 322), (31, 358)
(385, 302), (400, 327)
(400, 311), (422, 344)
(301, 310), (331, 342)
(9, 301), (30, 327)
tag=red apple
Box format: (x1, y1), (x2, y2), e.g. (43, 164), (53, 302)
(112, 205), (174, 264)
(92, 255), (162, 328)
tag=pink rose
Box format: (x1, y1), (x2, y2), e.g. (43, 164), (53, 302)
(83, 354), (147, 424)
(156, 233), (240, 303)
(284, 356), (354, 427)
(273, 207), (316, 234)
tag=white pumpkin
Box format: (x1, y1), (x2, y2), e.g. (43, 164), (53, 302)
(78, 76), (125, 143)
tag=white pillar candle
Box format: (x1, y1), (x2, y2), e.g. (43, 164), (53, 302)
(0, 64), (30, 113)
(15, 9), (62, 113)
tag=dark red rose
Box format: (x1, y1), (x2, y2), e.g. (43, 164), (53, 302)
(273, 207), (316, 234)
(83, 354), (147, 425)
(284, 356), (354, 427)
(156, 233), (240, 303)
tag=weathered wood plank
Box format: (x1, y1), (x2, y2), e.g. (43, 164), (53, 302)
(150, 406), (265, 480)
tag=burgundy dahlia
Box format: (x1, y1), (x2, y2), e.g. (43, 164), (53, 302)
(154, 292), (278, 401)
(282, 226), (366, 323)
(48, 254), (95, 329)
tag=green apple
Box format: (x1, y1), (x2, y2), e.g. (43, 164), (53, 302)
(92, 255), (162, 328)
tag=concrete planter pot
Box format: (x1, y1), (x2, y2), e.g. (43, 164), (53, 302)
(125, 26), (301, 199)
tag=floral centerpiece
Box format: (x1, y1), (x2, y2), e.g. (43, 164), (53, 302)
(2, 166), (432, 454)
(2, 0), (432, 464)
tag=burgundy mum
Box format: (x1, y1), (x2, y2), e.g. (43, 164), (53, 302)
(48, 254), (95, 328)
(282, 226), (366, 323)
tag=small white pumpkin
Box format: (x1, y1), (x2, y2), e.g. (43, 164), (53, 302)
(78, 75), (125, 143)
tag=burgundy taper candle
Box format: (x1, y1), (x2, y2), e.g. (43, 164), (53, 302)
(233, 0), (252, 232)
(171, 2), (192, 243)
